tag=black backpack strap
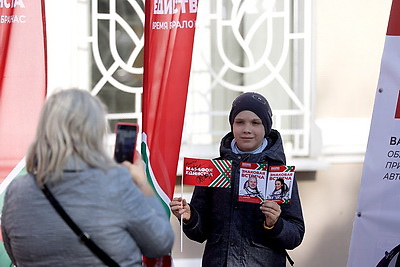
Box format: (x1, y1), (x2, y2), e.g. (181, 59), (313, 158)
(41, 184), (120, 267)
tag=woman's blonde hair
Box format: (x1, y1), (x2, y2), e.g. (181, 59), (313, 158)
(26, 89), (116, 186)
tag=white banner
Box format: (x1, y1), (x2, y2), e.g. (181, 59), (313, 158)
(348, 0), (400, 266)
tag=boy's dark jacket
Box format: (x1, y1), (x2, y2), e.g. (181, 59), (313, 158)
(183, 129), (305, 267)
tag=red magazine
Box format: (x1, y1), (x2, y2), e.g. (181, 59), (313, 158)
(238, 162), (268, 204)
(265, 166), (295, 203)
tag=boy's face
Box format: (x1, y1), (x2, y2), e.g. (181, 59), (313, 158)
(232, 110), (265, 152)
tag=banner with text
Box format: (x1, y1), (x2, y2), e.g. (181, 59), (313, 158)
(0, 0), (47, 266)
(141, 0), (198, 213)
(141, 1), (198, 265)
(348, 0), (400, 265)
(0, 0), (47, 181)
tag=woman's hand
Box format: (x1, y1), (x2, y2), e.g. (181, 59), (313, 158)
(121, 151), (154, 196)
(260, 200), (281, 228)
(169, 197), (191, 222)
(121, 151), (146, 185)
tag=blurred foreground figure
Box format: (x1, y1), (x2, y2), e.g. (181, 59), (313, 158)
(1, 89), (174, 266)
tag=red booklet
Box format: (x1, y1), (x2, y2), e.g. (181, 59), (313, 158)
(238, 162), (268, 204)
(265, 166), (295, 203)
(183, 157), (232, 188)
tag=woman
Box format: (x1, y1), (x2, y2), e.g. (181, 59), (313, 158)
(1, 89), (174, 266)
(267, 178), (289, 200)
(170, 92), (305, 266)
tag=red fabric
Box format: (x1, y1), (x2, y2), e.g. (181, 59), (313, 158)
(142, 1), (197, 199)
(387, 0), (400, 36)
(142, 2), (198, 265)
(0, 1), (47, 181)
(142, 255), (172, 267)
(395, 91), (400, 118)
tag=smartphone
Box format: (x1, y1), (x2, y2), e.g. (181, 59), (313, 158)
(113, 122), (139, 163)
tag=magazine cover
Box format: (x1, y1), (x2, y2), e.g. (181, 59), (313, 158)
(183, 157), (232, 188)
(238, 162), (268, 204)
(265, 166), (295, 203)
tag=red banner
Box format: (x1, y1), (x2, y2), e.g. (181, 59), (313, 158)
(141, 1), (198, 265)
(141, 1), (198, 208)
(0, 0), (47, 265)
(0, 0), (47, 181)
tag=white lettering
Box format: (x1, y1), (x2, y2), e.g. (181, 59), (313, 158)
(0, 0), (25, 8)
(189, 0), (197, 12)
(1, 15), (26, 23)
(14, 0), (24, 8)
(154, 0), (198, 15)
(152, 19), (196, 30)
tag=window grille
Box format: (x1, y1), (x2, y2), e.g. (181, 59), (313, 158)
(88, 0), (312, 157)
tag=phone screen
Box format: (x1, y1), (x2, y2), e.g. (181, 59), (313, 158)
(113, 123), (138, 163)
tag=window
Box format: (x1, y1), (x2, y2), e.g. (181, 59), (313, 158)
(87, 0), (312, 156)
(184, 0), (313, 157)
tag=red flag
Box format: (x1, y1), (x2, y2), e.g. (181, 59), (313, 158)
(141, 1), (198, 265)
(141, 1), (198, 210)
(0, 0), (47, 181)
(183, 158), (232, 187)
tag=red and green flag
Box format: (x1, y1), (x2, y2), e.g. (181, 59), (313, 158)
(141, 1), (198, 213)
(183, 157), (232, 187)
(141, 1), (198, 265)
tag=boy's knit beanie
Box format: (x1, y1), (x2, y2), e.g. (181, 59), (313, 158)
(228, 92), (273, 136)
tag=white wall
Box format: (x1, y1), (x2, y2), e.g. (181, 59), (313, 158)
(45, 0), (90, 93)
(314, 0), (392, 162)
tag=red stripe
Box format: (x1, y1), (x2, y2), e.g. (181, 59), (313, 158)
(213, 179), (225, 188)
(387, 0), (400, 36)
(395, 91), (400, 118)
